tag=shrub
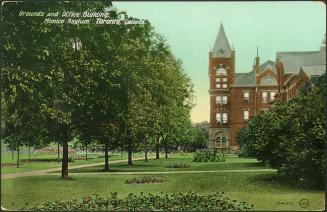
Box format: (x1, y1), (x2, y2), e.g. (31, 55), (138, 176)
(20, 158), (73, 163)
(164, 162), (190, 168)
(237, 78), (326, 189)
(125, 176), (165, 184)
(29, 192), (254, 211)
(193, 150), (226, 162)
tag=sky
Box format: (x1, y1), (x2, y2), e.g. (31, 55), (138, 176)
(113, 1), (326, 123)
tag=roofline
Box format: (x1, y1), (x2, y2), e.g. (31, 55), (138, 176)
(276, 50), (321, 55)
(284, 72), (299, 85)
(256, 84), (278, 87)
(230, 84), (256, 87)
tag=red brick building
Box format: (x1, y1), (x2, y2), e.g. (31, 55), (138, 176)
(208, 24), (325, 152)
(276, 35), (326, 101)
(208, 23), (278, 152)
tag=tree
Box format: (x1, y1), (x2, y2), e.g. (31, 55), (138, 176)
(2, 1), (114, 178)
(237, 75), (326, 188)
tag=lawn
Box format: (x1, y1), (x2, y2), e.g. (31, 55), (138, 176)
(1, 144), (140, 174)
(67, 153), (265, 173)
(1, 172), (324, 211)
(1, 153), (130, 174)
(1, 153), (324, 211)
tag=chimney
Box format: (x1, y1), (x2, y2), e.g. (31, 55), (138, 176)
(255, 46), (260, 74)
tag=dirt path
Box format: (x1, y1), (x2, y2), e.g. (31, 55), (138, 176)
(1, 157), (148, 180)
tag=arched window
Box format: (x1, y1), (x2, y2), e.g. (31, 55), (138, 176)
(216, 67), (227, 75)
(261, 76), (276, 85)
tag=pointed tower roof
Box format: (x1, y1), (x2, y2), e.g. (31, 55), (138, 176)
(211, 22), (232, 58)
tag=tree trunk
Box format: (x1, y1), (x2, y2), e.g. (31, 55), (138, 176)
(156, 138), (160, 160)
(120, 148), (123, 157)
(164, 144), (168, 159)
(144, 138), (148, 162)
(57, 141), (60, 164)
(28, 142), (31, 158)
(104, 140), (109, 171)
(127, 130), (133, 165)
(11, 143), (14, 160)
(16, 144), (19, 168)
(85, 142), (88, 161)
(61, 127), (69, 179)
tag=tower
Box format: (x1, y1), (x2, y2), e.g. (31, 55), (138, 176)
(208, 22), (235, 151)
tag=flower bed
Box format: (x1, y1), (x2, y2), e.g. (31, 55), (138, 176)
(29, 192), (254, 211)
(125, 176), (165, 184)
(20, 158), (73, 163)
(1, 163), (17, 167)
(36, 147), (77, 155)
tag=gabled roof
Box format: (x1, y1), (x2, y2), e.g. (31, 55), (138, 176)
(258, 60), (276, 74)
(276, 50), (326, 73)
(211, 22), (232, 58)
(231, 70), (256, 87)
(301, 65), (326, 77)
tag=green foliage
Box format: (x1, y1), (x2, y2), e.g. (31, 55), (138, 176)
(1, 0), (194, 174)
(193, 150), (227, 162)
(164, 162), (190, 168)
(125, 176), (165, 184)
(29, 192), (254, 211)
(237, 77), (326, 188)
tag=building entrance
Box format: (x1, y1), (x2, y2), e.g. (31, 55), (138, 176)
(213, 130), (229, 152)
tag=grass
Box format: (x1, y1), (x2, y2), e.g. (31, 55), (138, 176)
(1, 172), (324, 211)
(1, 144), (137, 174)
(1, 153), (131, 174)
(1, 153), (324, 211)
(67, 154), (264, 173)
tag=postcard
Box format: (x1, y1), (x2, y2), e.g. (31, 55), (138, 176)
(1, 1), (325, 211)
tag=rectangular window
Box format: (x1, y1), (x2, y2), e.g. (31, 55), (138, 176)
(216, 78), (221, 82)
(222, 83), (227, 88)
(222, 96), (227, 104)
(216, 96), (222, 104)
(216, 83), (221, 88)
(244, 110), (249, 121)
(270, 91), (276, 102)
(262, 92), (268, 103)
(243, 92), (249, 102)
(222, 113), (228, 123)
(216, 113), (221, 123)
(222, 78), (227, 82)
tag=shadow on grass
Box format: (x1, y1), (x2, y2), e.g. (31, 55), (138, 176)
(249, 172), (324, 191)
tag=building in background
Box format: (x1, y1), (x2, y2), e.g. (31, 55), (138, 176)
(208, 23), (325, 152)
(276, 35), (326, 100)
(208, 23), (278, 152)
